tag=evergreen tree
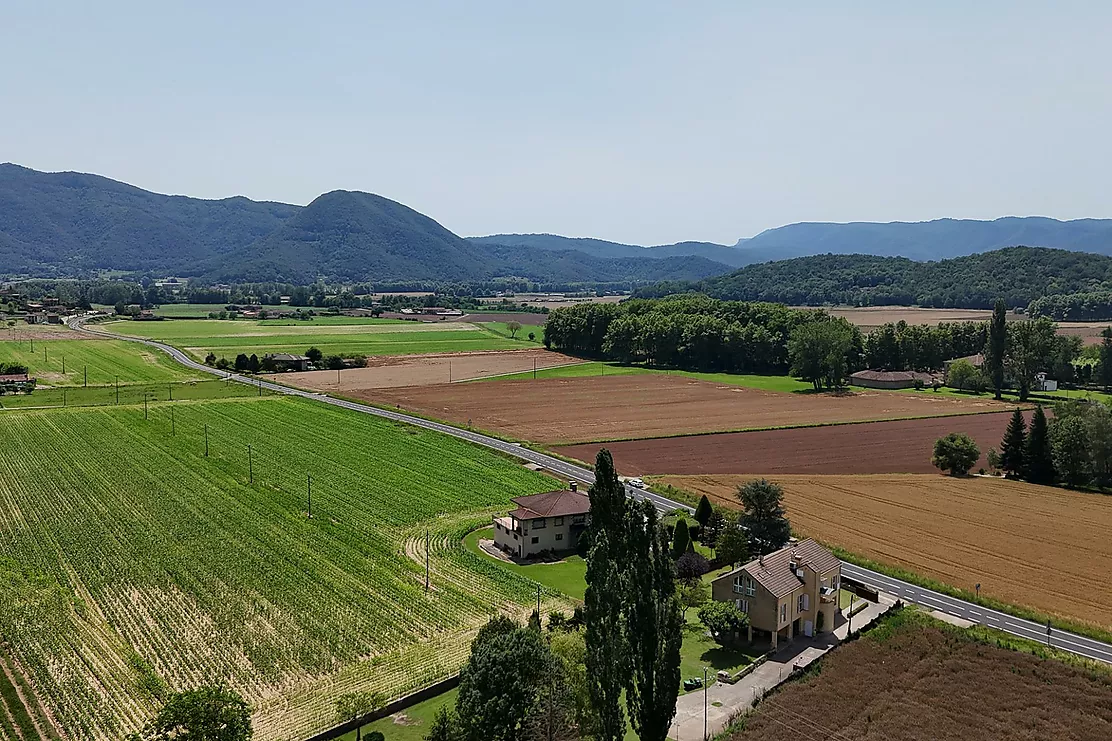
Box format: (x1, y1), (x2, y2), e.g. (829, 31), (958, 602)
(987, 299), (1007, 400)
(584, 449), (628, 741)
(624, 501), (682, 741)
(999, 408), (1028, 478)
(671, 519), (690, 558)
(424, 708), (464, 741)
(1026, 406), (1056, 485)
(693, 495), (713, 528)
(737, 479), (792, 556)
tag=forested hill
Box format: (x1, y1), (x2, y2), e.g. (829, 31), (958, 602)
(469, 233), (750, 267)
(639, 247), (1112, 308)
(0, 164), (731, 284)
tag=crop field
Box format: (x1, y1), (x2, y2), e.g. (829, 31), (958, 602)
(805, 306), (994, 329)
(0, 338), (203, 386)
(0, 378), (264, 409)
(458, 312), (547, 325)
(368, 374), (1004, 445)
(0, 397), (574, 740)
(151, 303), (282, 317)
(105, 318), (521, 360)
(556, 411), (1021, 475)
(658, 473), (1112, 630)
(726, 609), (1112, 741)
(283, 349), (583, 392)
(2, 323), (83, 341)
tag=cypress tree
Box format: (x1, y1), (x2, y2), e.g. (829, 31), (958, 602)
(999, 408), (1028, 478)
(585, 449), (628, 741)
(1100, 328), (1112, 389)
(624, 500), (682, 741)
(693, 494), (713, 528)
(987, 299), (1007, 400)
(1026, 406), (1056, 485)
(671, 519), (690, 558)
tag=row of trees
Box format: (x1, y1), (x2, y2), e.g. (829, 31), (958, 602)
(995, 403), (1112, 489)
(1027, 291), (1112, 321)
(976, 301), (1082, 401)
(543, 296), (852, 375)
(863, 320), (986, 372)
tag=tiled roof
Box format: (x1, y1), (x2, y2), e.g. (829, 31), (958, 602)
(850, 369), (935, 382)
(716, 539), (840, 598)
(0, 374), (30, 382)
(270, 354), (309, 361)
(509, 489), (590, 520)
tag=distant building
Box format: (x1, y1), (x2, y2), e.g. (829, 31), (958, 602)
(849, 369), (936, 390)
(25, 313), (48, 325)
(268, 353), (310, 372)
(944, 353), (985, 370)
(493, 483), (590, 559)
(711, 539), (842, 647)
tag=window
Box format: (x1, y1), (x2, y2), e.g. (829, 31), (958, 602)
(572, 514), (587, 525)
(798, 594), (809, 613)
(746, 577), (755, 597)
(735, 599), (749, 613)
(554, 517), (564, 526)
(780, 603), (787, 623)
(733, 577), (744, 594)
(531, 537), (539, 544)
(532, 518), (546, 529)
(734, 576), (757, 596)
(555, 533), (563, 541)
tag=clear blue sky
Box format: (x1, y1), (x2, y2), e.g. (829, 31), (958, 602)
(2, 1), (1109, 245)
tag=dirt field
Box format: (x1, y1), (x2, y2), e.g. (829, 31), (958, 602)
(1058, 321), (1112, 346)
(659, 473), (1112, 628)
(802, 306), (995, 329)
(366, 375), (1005, 445)
(3, 324), (89, 340)
(556, 410), (1024, 475)
(726, 611), (1112, 741)
(459, 312), (547, 325)
(482, 294), (625, 311)
(284, 349), (583, 391)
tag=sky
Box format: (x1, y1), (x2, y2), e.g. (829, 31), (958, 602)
(2, 1), (1110, 245)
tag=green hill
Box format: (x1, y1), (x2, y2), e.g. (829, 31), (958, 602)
(644, 247), (1112, 308)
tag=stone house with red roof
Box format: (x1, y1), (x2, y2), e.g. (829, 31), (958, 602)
(493, 482), (590, 559)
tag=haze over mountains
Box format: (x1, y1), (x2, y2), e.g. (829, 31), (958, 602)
(5, 163), (1112, 284)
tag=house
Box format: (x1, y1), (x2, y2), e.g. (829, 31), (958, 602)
(25, 313), (48, 325)
(0, 373), (35, 394)
(268, 353), (310, 372)
(711, 539), (841, 648)
(493, 482), (590, 559)
(848, 369), (936, 390)
(944, 353), (984, 370)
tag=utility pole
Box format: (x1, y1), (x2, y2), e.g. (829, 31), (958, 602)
(337, 368), (340, 388)
(425, 528), (430, 591)
(536, 585), (541, 617)
(168, 384), (173, 402)
(307, 474), (312, 518)
(533, 357), (536, 379)
(703, 666), (709, 741)
(144, 394), (148, 419)
(204, 424), (209, 457)
(115, 376), (119, 405)
(62, 355), (65, 374)
(171, 406), (175, 436)
(449, 359), (452, 383)
(84, 366), (87, 387)
(248, 445), (253, 483)
(63, 388), (67, 407)
(848, 593), (855, 635)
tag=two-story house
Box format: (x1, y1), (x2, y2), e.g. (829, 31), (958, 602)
(493, 482), (590, 559)
(711, 539), (841, 648)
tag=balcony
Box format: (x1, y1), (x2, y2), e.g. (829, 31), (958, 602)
(820, 586), (837, 603)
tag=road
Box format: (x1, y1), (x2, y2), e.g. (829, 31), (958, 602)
(73, 315), (1112, 665)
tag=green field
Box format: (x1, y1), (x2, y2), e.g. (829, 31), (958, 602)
(152, 303), (272, 317)
(105, 319), (522, 360)
(477, 321), (546, 344)
(0, 378), (263, 409)
(484, 361), (814, 392)
(0, 397), (575, 740)
(0, 339), (203, 386)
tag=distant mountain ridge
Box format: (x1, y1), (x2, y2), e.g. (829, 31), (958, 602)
(0, 164), (731, 284)
(469, 233), (750, 267)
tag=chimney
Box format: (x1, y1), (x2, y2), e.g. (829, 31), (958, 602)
(569, 480), (577, 492)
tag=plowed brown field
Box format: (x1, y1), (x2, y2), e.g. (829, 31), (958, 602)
(365, 375), (1005, 444)
(284, 349), (582, 391)
(556, 411), (1026, 475)
(658, 473), (1112, 629)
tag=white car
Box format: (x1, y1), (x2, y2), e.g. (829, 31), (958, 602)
(627, 478), (645, 489)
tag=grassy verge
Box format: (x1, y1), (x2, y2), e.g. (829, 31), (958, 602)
(462, 527), (587, 601)
(832, 547), (1112, 646)
(334, 688), (459, 741)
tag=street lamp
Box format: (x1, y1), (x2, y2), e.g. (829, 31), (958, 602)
(703, 666), (709, 741)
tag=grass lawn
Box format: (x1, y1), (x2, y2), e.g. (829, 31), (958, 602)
(479, 361), (815, 393)
(335, 688), (459, 741)
(463, 528), (587, 601)
(678, 612), (762, 695)
(152, 303), (279, 317)
(0, 338), (203, 385)
(103, 319), (521, 360)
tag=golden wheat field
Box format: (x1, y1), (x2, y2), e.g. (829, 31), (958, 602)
(658, 473), (1112, 630)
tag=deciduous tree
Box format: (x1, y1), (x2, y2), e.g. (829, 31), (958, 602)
(737, 479), (791, 556)
(1051, 415), (1090, 489)
(931, 433), (980, 476)
(126, 686), (252, 741)
(1006, 317), (1057, 401)
(714, 518), (748, 567)
(677, 579), (710, 621)
(506, 320), (523, 339)
(425, 707), (464, 741)
(697, 601), (749, 646)
(945, 359), (979, 392)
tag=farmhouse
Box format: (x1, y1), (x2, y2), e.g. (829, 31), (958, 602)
(711, 539), (841, 648)
(849, 369), (936, 390)
(268, 353), (311, 372)
(493, 482), (589, 559)
(944, 352), (984, 369)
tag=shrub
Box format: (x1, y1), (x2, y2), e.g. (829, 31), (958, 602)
(931, 432), (980, 476)
(675, 551), (710, 580)
(698, 601), (749, 646)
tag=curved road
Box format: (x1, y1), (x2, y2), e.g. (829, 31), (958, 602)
(73, 315), (1112, 665)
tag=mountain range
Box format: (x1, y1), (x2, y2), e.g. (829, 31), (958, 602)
(6, 163), (1112, 285)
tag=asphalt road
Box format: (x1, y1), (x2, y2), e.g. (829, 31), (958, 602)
(74, 315), (1112, 665)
